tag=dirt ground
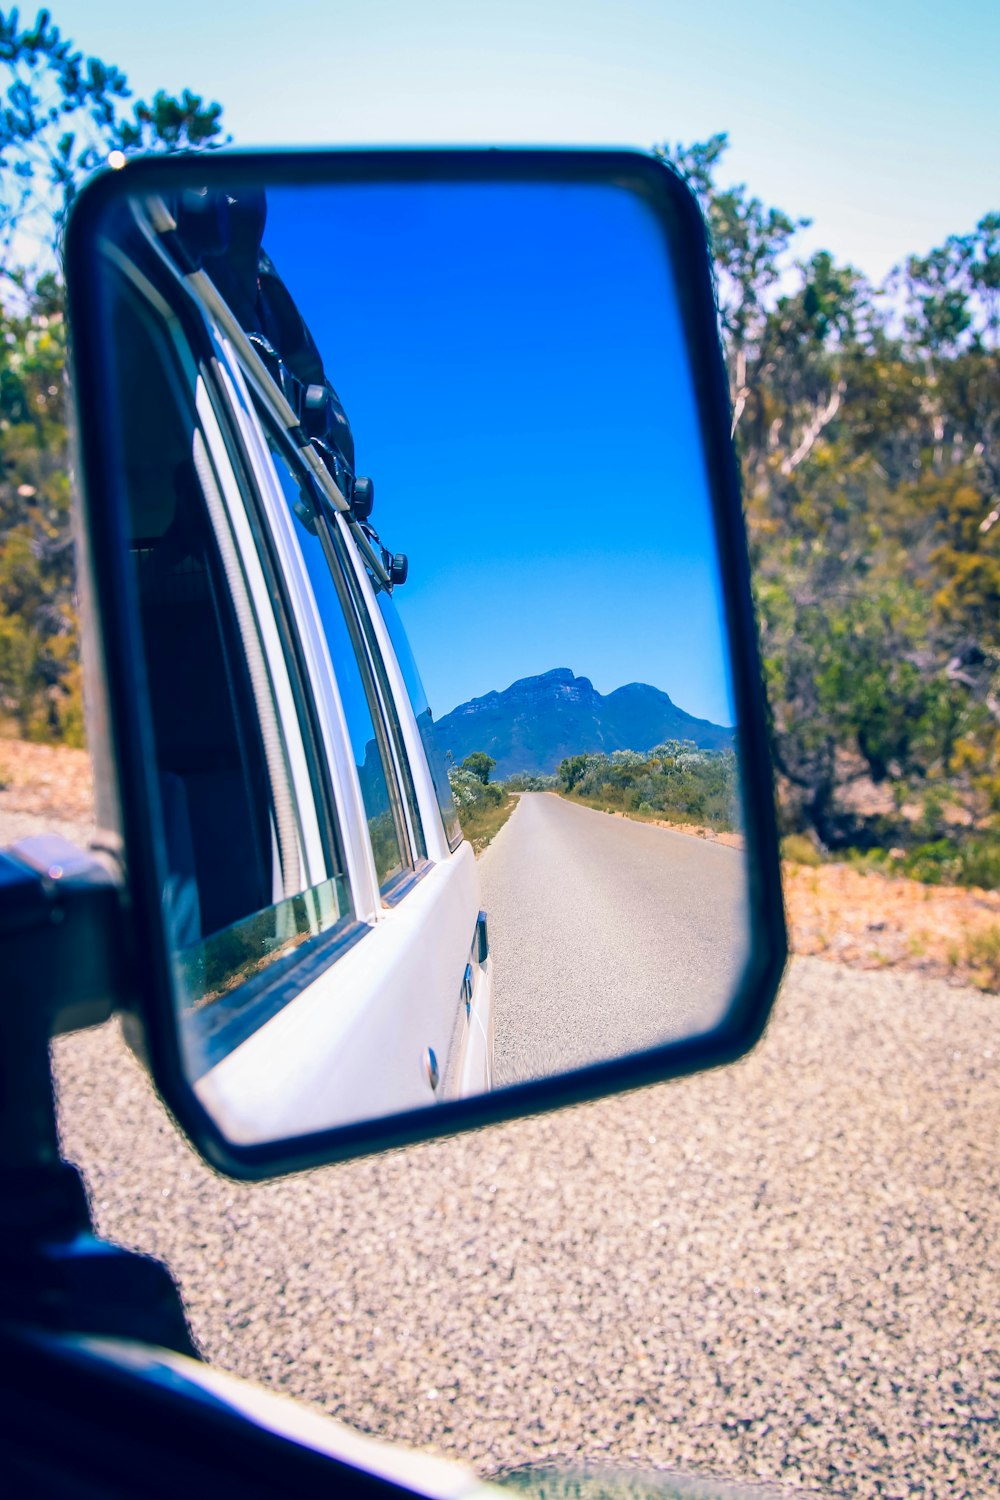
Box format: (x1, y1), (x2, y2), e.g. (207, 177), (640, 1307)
(0, 736), (95, 823)
(783, 858), (1000, 992)
(4, 737), (998, 993)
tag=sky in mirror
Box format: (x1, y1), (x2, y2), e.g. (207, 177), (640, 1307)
(263, 181), (734, 728)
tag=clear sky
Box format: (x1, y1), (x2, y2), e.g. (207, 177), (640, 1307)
(53, 0), (999, 287)
(262, 177), (733, 723)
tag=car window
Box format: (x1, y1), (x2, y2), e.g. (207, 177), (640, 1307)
(333, 527), (430, 865)
(373, 586), (463, 851)
(103, 258), (353, 1066)
(262, 433), (411, 891)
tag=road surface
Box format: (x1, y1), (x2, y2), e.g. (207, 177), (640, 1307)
(478, 794), (749, 1085)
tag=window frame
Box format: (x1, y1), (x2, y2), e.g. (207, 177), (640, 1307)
(99, 240), (325, 910)
(202, 339), (385, 917)
(198, 353), (349, 895)
(102, 214), (376, 1068)
(367, 580), (465, 855)
(252, 408), (433, 903)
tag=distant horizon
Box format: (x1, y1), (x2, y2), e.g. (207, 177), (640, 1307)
(433, 658), (734, 779)
(437, 664), (734, 731)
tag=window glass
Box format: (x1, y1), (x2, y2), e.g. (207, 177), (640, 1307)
(265, 438), (407, 890)
(103, 258), (350, 1064)
(340, 542), (428, 865)
(374, 587), (463, 850)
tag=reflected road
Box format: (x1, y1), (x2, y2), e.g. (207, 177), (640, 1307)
(478, 793), (748, 1086)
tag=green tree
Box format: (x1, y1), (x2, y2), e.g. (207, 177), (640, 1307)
(558, 754), (588, 793)
(0, 8), (228, 741)
(658, 133), (1000, 863)
(461, 751), (496, 786)
(0, 267), (78, 738)
(0, 6), (227, 274)
(655, 132), (808, 439)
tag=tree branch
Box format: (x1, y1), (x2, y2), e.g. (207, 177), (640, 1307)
(779, 380), (846, 475)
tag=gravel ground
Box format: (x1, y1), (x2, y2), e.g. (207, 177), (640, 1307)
(52, 957), (999, 1498)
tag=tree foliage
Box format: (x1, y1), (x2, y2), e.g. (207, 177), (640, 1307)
(0, 266), (78, 738)
(658, 136), (1000, 866)
(0, 6), (227, 271)
(461, 751), (496, 786)
(558, 744), (740, 832)
(0, 8), (227, 740)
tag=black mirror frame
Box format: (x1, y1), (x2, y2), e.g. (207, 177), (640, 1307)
(65, 147), (787, 1181)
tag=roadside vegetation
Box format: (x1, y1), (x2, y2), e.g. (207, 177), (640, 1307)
(555, 743), (739, 834)
(448, 752), (516, 853)
(0, 9), (226, 743)
(656, 134), (1000, 884)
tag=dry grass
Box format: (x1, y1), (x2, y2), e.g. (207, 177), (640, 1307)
(783, 859), (1000, 992)
(458, 789), (517, 854)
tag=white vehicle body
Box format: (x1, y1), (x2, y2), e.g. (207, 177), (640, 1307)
(103, 203), (493, 1139)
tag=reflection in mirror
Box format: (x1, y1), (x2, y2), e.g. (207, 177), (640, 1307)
(92, 173), (750, 1145)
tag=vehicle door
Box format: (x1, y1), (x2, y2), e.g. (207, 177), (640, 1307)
(131, 256), (491, 1137)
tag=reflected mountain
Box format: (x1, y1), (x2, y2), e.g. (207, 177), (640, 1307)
(436, 668), (733, 778)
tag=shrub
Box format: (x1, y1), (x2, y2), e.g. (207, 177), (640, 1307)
(965, 924), (1000, 990)
(958, 838), (1000, 891)
(781, 833), (823, 867)
(901, 840), (963, 885)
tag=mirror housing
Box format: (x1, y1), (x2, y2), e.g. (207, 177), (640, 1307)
(61, 148), (786, 1179)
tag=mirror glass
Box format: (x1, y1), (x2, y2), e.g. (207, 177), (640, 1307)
(87, 171), (752, 1145)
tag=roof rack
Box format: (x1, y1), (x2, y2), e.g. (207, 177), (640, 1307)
(143, 195), (392, 590)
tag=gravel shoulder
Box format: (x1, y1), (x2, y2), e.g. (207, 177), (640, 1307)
(52, 957), (1000, 1499)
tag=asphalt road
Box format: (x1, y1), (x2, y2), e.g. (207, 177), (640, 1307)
(479, 795), (749, 1086)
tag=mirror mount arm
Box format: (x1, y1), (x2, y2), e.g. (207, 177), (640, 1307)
(0, 836), (198, 1356)
(0, 836), (129, 1175)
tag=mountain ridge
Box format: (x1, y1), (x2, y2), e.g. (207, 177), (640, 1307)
(435, 667), (733, 778)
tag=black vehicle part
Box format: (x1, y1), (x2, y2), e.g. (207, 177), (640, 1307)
(301, 379), (357, 480)
(184, 187), (269, 335)
(0, 1325), (433, 1499)
(389, 553), (408, 587)
(169, 190), (357, 479)
(65, 149), (787, 1182)
(0, 837), (196, 1357)
(352, 475), (375, 521)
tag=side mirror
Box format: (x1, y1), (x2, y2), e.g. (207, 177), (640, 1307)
(63, 149), (785, 1179)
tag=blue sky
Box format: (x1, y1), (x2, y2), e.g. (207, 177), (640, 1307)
(54, 0), (999, 286)
(263, 178), (732, 723)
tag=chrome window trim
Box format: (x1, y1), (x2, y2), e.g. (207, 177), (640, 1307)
(194, 380), (325, 892)
(339, 525), (457, 865)
(258, 417), (414, 898)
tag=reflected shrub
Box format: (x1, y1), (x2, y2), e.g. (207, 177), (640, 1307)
(557, 742), (740, 832)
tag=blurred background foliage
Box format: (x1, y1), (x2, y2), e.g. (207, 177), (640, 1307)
(0, 11), (998, 884)
(0, 7), (224, 742)
(656, 133), (1000, 884)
